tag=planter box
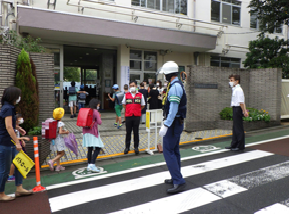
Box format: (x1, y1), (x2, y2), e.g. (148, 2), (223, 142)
(217, 120), (280, 132)
(25, 135), (51, 166)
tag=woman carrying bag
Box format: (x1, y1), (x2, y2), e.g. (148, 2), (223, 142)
(0, 87), (33, 201)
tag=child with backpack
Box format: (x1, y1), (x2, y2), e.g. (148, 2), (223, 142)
(82, 98), (104, 173)
(7, 114), (30, 182)
(108, 84), (124, 129)
(78, 84), (89, 111)
(68, 81), (79, 118)
(48, 108), (70, 172)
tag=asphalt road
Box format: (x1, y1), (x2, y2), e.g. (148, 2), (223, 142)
(3, 126), (289, 214)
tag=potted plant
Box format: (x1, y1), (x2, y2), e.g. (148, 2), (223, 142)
(218, 107), (272, 131)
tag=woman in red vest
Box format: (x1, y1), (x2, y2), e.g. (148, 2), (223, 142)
(122, 81), (145, 155)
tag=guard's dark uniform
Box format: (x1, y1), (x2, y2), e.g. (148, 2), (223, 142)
(163, 78), (187, 185)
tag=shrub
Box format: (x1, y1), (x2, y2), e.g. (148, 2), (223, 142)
(220, 107), (271, 123)
(15, 49), (39, 131)
(28, 126), (42, 135)
(219, 107), (233, 121)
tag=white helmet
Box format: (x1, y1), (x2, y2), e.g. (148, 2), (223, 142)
(159, 61), (179, 75)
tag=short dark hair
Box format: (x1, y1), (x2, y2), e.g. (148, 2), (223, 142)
(124, 84), (128, 90)
(16, 114), (22, 119)
(1, 87), (21, 106)
(149, 84), (154, 89)
(129, 81), (137, 85)
(228, 74), (234, 79)
(140, 82), (144, 87)
(89, 98), (101, 110)
(71, 81), (76, 87)
(234, 75), (241, 84)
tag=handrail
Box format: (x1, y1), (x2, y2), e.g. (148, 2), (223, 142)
(81, 0), (227, 28)
(67, 0), (226, 33)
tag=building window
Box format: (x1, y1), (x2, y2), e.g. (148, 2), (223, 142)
(250, 11), (283, 34)
(210, 56), (241, 68)
(132, 0), (187, 15)
(130, 50), (157, 83)
(211, 0), (241, 26)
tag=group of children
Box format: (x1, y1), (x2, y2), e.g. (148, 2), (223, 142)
(7, 114), (29, 181)
(47, 98), (103, 173)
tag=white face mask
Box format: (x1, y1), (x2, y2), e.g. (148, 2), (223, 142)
(229, 82), (234, 88)
(130, 87), (136, 93)
(19, 118), (24, 124)
(156, 83), (159, 86)
(16, 97), (21, 104)
(97, 106), (100, 110)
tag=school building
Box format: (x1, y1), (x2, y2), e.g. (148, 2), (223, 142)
(0, 0), (287, 109)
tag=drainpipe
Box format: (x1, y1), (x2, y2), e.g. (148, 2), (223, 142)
(194, 52), (199, 65)
(193, 0), (196, 32)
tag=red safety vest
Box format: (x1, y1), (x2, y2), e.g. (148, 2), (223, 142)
(125, 92), (142, 117)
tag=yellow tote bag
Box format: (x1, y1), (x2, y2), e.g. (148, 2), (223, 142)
(11, 140), (35, 179)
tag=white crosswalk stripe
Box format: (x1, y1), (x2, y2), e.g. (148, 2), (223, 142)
(49, 150), (273, 212)
(255, 204), (289, 214)
(109, 161), (289, 214)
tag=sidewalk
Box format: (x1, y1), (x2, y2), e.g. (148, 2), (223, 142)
(42, 112), (232, 168)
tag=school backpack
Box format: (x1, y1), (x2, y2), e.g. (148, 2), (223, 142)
(79, 92), (86, 100)
(115, 91), (124, 105)
(69, 87), (76, 95)
(42, 118), (58, 140)
(76, 108), (95, 128)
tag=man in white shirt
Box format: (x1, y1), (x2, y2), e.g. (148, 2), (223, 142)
(225, 75), (249, 151)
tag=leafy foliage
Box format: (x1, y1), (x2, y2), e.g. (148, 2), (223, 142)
(249, 0), (289, 34)
(243, 34), (289, 78)
(220, 107), (271, 122)
(0, 30), (45, 52)
(28, 126), (42, 135)
(219, 107), (233, 121)
(15, 49), (39, 131)
(64, 67), (80, 82)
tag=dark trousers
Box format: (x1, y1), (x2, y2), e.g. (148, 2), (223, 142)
(231, 106), (245, 149)
(0, 145), (23, 192)
(87, 147), (101, 164)
(125, 116), (140, 149)
(163, 119), (185, 185)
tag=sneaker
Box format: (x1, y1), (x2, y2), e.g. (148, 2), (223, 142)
(117, 124), (123, 129)
(90, 165), (100, 173)
(114, 123), (118, 127)
(70, 115), (74, 118)
(55, 165), (65, 172)
(7, 175), (15, 182)
(48, 160), (54, 171)
(74, 114), (77, 117)
(122, 121), (126, 124)
(87, 164), (93, 171)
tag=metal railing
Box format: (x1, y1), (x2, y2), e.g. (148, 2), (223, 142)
(66, 0), (227, 34)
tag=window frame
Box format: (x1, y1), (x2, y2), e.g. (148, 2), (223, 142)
(211, 0), (242, 26)
(132, 0), (188, 16)
(210, 56), (241, 68)
(250, 10), (283, 34)
(130, 49), (158, 82)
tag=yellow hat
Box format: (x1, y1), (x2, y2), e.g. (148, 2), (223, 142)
(53, 108), (65, 120)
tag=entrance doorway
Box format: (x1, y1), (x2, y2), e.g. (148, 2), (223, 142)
(60, 46), (116, 110)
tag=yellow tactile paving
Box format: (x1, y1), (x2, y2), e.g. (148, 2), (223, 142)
(42, 128), (232, 168)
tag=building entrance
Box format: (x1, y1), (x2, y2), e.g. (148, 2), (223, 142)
(48, 45), (117, 110)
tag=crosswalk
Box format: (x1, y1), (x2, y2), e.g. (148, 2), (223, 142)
(47, 147), (289, 214)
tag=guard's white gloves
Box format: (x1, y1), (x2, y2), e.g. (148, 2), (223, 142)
(159, 125), (168, 137)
